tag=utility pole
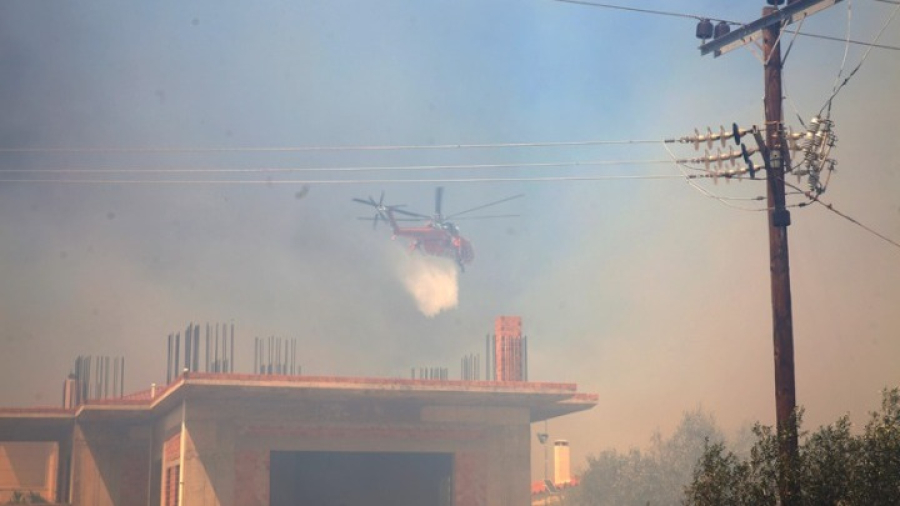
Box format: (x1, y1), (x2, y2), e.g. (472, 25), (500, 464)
(762, 9), (800, 504)
(698, 2), (843, 504)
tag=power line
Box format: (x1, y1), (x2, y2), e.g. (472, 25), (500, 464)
(0, 174), (691, 185)
(0, 138), (664, 155)
(551, 0), (900, 51)
(0, 152), (770, 184)
(830, 0), (854, 95)
(822, 1), (900, 112)
(778, 15), (806, 65)
(554, 0), (743, 25)
(805, 197), (900, 250)
(661, 142), (769, 212)
(0, 158), (674, 175)
(784, 180), (900, 251)
(790, 30), (900, 51)
(551, 0), (737, 23)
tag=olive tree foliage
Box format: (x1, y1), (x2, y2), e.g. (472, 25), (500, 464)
(684, 423), (780, 506)
(845, 387), (900, 505)
(570, 408), (724, 506)
(685, 388), (900, 506)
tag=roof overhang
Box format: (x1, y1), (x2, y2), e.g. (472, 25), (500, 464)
(0, 374), (597, 434)
(0, 409), (75, 441)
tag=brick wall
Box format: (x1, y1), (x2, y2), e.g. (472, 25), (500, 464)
(163, 432), (181, 506)
(164, 465), (179, 506)
(163, 433), (180, 464)
(234, 449), (268, 506)
(455, 451), (487, 506)
(120, 444), (149, 506)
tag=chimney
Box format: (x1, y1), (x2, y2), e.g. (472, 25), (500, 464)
(553, 440), (571, 486)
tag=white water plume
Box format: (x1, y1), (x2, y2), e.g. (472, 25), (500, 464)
(395, 254), (459, 317)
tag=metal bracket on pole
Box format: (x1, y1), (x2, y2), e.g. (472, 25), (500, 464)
(752, 128), (771, 169)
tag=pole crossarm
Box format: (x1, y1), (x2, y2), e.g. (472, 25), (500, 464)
(699, 0), (844, 56)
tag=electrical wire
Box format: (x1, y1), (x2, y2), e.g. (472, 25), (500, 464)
(831, 0), (854, 98)
(679, 166), (770, 211)
(0, 159), (674, 175)
(0, 152), (769, 185)
(0, 174), (691, 185)
(765, 18), (793, 67)
(0, 138), (665, 154)
(779, 1), (852, 132)
(779, 15), (806, 65)
(661, 142), (769, 212)
(782, 76), (808, 128)
(782, 179), (900, 250)
(792, 31), (900, 50)
(9, 147), (893, 253)
(550, 0), (738, 24)
(821, 0), (900, 114)
(550, 0), (900, 50)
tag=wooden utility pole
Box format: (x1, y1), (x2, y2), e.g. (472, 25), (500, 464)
(698, 2), (844, 504)
(762, 8), (800, 504)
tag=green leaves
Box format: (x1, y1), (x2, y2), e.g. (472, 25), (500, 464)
(573, 390), (900, 506)
(685, 388), (900, 506)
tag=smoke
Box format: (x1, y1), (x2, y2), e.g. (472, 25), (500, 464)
(395, 254), (459, 317)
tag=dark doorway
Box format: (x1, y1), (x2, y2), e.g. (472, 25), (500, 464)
(270, 450), (453, 506)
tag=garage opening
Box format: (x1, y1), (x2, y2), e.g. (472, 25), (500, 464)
(270, 450), (453, 506)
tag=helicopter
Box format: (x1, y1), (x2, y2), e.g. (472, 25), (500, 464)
(353, 187), (523, 271)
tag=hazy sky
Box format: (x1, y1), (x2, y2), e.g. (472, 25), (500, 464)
(1, 0), (898, 478)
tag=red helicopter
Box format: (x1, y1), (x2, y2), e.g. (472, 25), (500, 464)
(353, 187), (522, 271)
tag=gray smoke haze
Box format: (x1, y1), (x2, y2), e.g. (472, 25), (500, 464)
(1, 0), (898, 481)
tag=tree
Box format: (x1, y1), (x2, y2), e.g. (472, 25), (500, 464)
(798, 415), (856, 505)
(849, 388), (900, 505)
(685, 387), (900, 506)
(572, 408), (723, 506)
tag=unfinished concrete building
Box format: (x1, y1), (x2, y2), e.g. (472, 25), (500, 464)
(0, 373), (596, 506)
(2, 319), (595, 505)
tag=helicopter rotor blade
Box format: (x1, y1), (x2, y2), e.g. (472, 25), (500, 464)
(355, 194), (389, 230)
(391, 207), (431, 219)
(449, 214), (520, 221)
(357, 214), (384, 229)
(353, 197), (382, 208)
(435, 186), (444, 217)
(445, 193), (524, 219)
(355, 195), (429, 219)
(360, 216), (424, 222)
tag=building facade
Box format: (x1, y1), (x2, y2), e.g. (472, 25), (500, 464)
(0, 374), (596, 506)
